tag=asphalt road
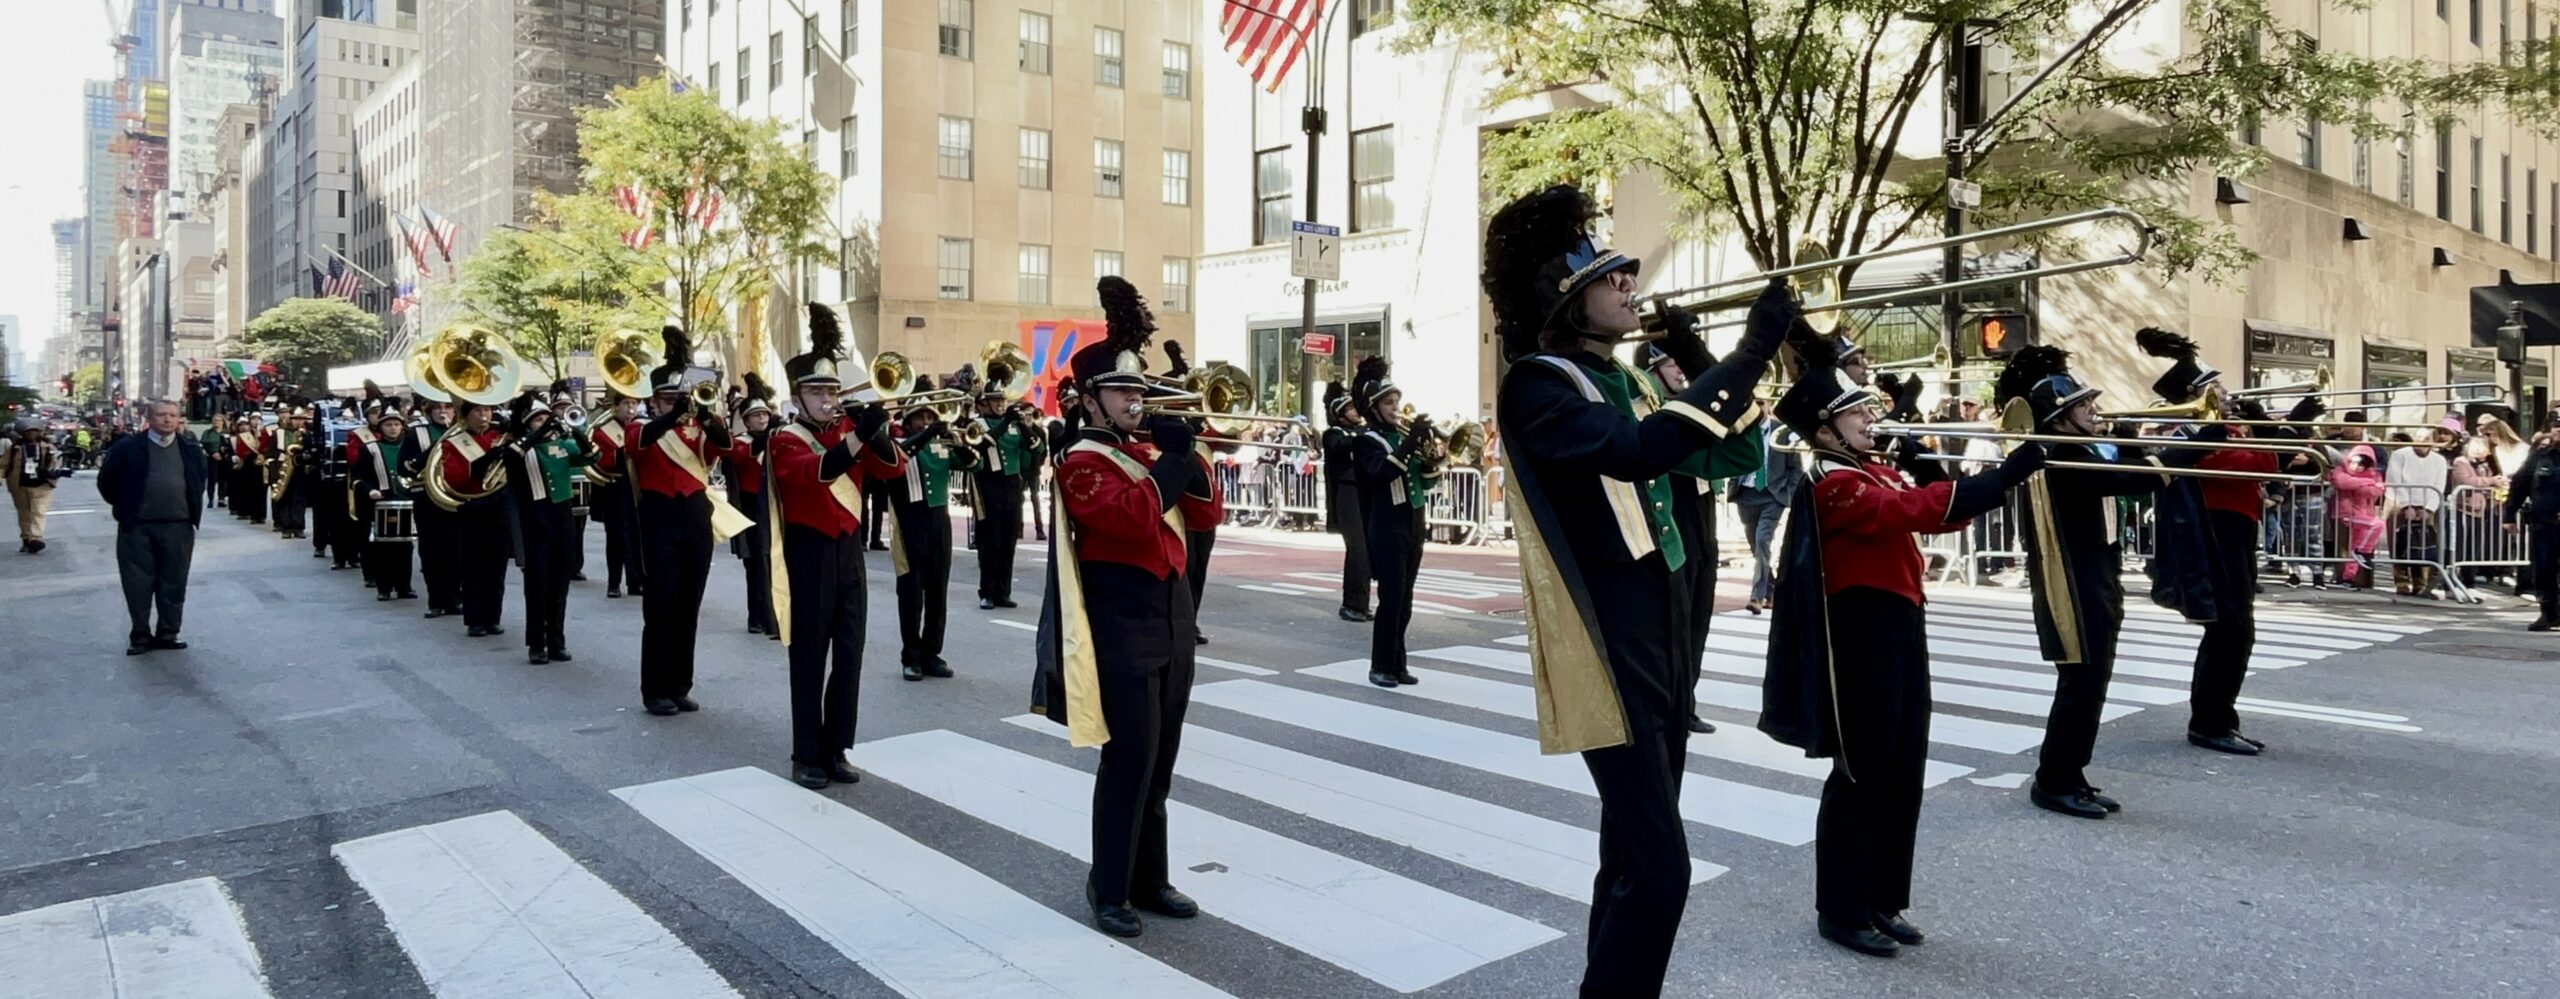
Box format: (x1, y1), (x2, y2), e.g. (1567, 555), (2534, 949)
(1, 486), (2553, 998)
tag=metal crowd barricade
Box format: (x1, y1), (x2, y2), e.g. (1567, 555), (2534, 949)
(2443, 483), (2531, 585)
(1427, 467), (1489, 544)
(1269, 461), (1327, 527)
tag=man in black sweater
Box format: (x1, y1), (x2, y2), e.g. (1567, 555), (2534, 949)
(96, 402), (208, 655)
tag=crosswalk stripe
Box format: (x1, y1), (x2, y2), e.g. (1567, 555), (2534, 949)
(851, 730), (1563, 993)
(1000, 715), (1719, 903)
(1196, 655), (1280, 676)
(1414, 645), (1532, 673)
(1928, 591), (2428, 637)
(332, 811), (739, 999)
(616, 767), (1228, 998)
(2233, 701), (2424, 732)
(1494, 634), (1531, 648)
(1710, 615), (2303, 672)
(1301, 661), (1973, 789)
(1919, 607), (2350, 657)
(1700, 652), (2190, 707)
(1690, 676), (2050, 754)
(1190, 680), (1819, 847)
(1919, 637), (2205, 682)
(0, 876), (272, 999)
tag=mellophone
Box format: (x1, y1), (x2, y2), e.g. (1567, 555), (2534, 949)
(370, 500), (416, 543)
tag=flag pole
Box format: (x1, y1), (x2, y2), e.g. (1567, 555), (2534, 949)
(1227, 0), (1343, 421)
(321, 244), (387, 288)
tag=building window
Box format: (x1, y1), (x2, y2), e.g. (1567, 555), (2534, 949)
(1095, 27), (1124, 87)
(840, 115), (856, 176)
(1351, 126), (1395, 231)
(2352, 132), (2370, 191)
(1094, 138), (1124, 197)
(1351, 0), (1396, 36)
(2471, 135), (2484, 233)
(2502, 153), (2514, 243)
(841, 236), (860, 298)
(2436, 120), (2453, 221)
(1162, 149), (1190, 205)
(770, 32), (784, 88)
(1094, 250), (1122, 278)
(1161, 257), (1191, 313)
(804, 15), (819, 75)
(737, 48), (751, 103)
(1019, 12), (1051, 74)
(938, 238), (973, 300)
(1019, 128), (1052, 189)
(939, 0), (973, 59)
(2502, 0), (2512, 63)
(803, 128), (819, 168)
(710, 0), (719, 13)
(2472, 0), (2483, 45)
(2396, 121), (2414, 208)
(842, 0), (858, 57)
(2532, 169), (2542, 254)
(1162, 42), (1191, 98)
(936, 116), (974, 180)
(1255, 146), (1294, 244)
(2440, 0), (2450, 19)
(1018, 244), (1050, 304)
(708, 62), (720, 101)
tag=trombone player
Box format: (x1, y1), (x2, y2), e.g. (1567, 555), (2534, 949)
(632, 326), (734, 716)
(969, 353), (1046, 609)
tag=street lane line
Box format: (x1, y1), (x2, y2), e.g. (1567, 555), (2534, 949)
(1300, 662), (1971, 789)
(616, 767), (1227, 999)
(0, 876), (272, 999)
(851, 730), (1561, 993)
(1188, 680), (1819, 847)
(1494, 634), (1531, 647)
(332, 810), (738, 999)
(1919, 607), (2345, 658)
(1712, 615), (2305, 672)
(1689, 676), (2051, 754)
(1700, 651), (2189, 707)
(1195, 655), (1279, 676)
(2232, 703), (2425, 732)
(1413, 645), (1531, 673)
(2230, 697), (2409, 722)
(987, 618), (1039, 633)
(1926, 591), (2428, 636)
(1002, 715), (1717, 903)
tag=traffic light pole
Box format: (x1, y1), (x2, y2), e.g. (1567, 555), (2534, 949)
(1941, 24), (1966, 398)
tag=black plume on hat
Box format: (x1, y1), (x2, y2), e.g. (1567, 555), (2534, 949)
(1073, 277), (1158, 389)
(363, 379), (385, 404)
(1098, 276), (1156, 348)
(1483, 185), (1601, 361)
(2136, 326), (2200, 362)
(1323, 380), (1357, 426)
(1995, 345), (2072, 409)
(1163, 339), (1191, 378)
(507, 390), (539, 428)
(1351, 356), (1396, 418)
(742, 371), (772, 403)
(653, 324), (691, 391)
(807, 303), (844, 361)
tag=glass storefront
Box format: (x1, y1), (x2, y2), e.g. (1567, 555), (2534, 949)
(2357, 342), (2431, 428)
(1248, 313), (1386, 418)
(2244, 327), (2335, 391)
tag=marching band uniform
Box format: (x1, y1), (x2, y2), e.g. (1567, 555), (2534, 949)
(435, 409), (513, 637)
(971, 369), (1045, 609)
(347, 388), (387, 584)
(354, 414), (416, 600)
(1321, 384), (1373, 621)
(632, 326), (734, 716)
(1350, 358), (1438, 687)
(1762, 337), (2042, 958)
(1162, 342), (1224, 645)
(889, 407), (978, 680)
(502, 393), (591, 664)
(1032, 275), (1205, 940)
(768, 304), (907, 788)
(1639, 338), (1760, 736)
(587, 401), (647, 598)
(265, 411), (307, 538)
(309, 402), (355, 566)
(405, 404), (464, 618)
(230, 422), (266, 523)
(724, 381), (780, 638)
(1483, 186), (1780, 996)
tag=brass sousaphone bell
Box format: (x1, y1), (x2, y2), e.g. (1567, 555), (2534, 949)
(595, 327), (664, 400)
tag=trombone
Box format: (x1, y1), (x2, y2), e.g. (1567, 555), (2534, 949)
(1638, 207), (2156, 339)
(2102, 397), (2455, 442)
(1781, 421), (2330, 483)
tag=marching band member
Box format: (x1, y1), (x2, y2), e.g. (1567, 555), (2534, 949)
(1321, 381), (1373, 622)
(767, 303), (907, 788)
(201, 413), (229, 512)
(888, 392), (977, 680)
(405, 399), (464, 619)
(632, 326), (733, 716)
(725, 375), (780, 638)
(347, 384), (389, 585)
(314, 398), (361, 569)
(1763, 333), (2045, 958)
(1351, 357), (1440, 687)
(355, 409), (416, 601)
(1032, 276), (1209, 939)
(266, 405), (309, 539)
(1482, 185), (1775, 995)
(1637, 337), (1756, 736)
(230, 414), (265, 524)
(501, 391), (591, 664)
(969, 362), (1045, 609)
(430, 399), (513, 638)
(550, 380), (590, 583)
(587, 392), (648, 598)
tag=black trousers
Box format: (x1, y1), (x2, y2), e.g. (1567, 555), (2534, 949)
(2189, 510), (2259, 738)
(519, 499), (576, 652)
(2037, 623), (2121, 793)
(311, 480), (344, 559)
(1574, 556), (1693, 999)
(975, 474), (1023, 602)
(2534, 520), (2560, 621)
(415, 501), (462, 612)
(597, 482), (642, 592)
(784, 525), (868, 764)
(737, 490), (776, 633)
(638, 491), (713, 699)
(865, 485), (891, 546)
(568, 511), (587, 578)
(1366, 506), (1425, 676)
(232, 466), (264, 522)
(1083, 562), (1197, 908)
(206, 460), (223, 506)
(116, 521), (195, 641)
(1815, 588), (1931, 925)
(271, 482), (304, 535)
(1185, 527), (1215, 635)
(892, 501), (953, 666)
(456, 499), (510, 629)
(1329, 486), (1370, 613)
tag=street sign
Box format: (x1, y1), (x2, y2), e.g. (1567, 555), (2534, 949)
(1949, 179), (1982, 210)
(1301, 332), (1337, 356)
(1290, 220), (1341, 281)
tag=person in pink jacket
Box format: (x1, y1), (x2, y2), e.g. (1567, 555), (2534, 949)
(2328, 444), (2385, 588)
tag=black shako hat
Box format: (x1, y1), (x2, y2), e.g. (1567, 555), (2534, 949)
(2136, 326), (2219, 403)
(787, 303), (847, 385)
(1483, 185), (1641, 362)
(1070, 276), (1155, 391)
(1995, 345), (2097, 427)
(1773, 332), (1875, 443)
(651, 325), (690, 396)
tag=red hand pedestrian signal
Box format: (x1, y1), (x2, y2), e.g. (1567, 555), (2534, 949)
(1973, 312), (2033, 357)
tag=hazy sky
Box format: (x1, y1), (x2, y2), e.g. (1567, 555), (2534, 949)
(0, 8), (120, 373)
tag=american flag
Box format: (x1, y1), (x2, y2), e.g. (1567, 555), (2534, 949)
(681, 184), (722, 231)
(390, 282), (419, 315)
(615, 184), (658, 249)
(419, 206), (461, 262)
(392, 211), (436, 277)
(323, 259), (363, 302)
(1219, 0), (1324, 94)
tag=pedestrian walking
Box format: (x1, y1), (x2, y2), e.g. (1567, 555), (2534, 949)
(199, 414), (228, 509)
(95, 402), (207, 655)
(5, 420), (69, 552)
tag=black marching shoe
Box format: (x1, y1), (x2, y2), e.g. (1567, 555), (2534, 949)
(606, 586), (622, 599)
(2030, 784), (2111, 819)
(672, 696), (701, 712)
(791, 763), (831, 789)
(1688, 715), (1717, 735)
(547, 649), (572, 662)
(398, 591), (418, 600)
(528, 651), (550, 665)
(1369, 669), (1399, 688)
(2083, 786), (2123, 813)
(979, 598), (997, 610)
(2530, 617), (2555, 632)
(126, 640), (150, 656)
(1395, 671), (1418, 686)
(1817, 915), (1900, 957)
(570, 572), (587, 582)
(1338, 607), (1371, 622)
(377, 592), (393, 602)
(148, 637), (187, 650)
(2236, 733), (2266, 750)
(424, 608), (450, 619)
(2187, 731), (2262, 756)
(1086, 882), (1143, 939)
(468, 626), (491, 637)
(993, 598), (1018, 609)
(645, 698), (680, 716)
(485, 625), (507, 636)
(903, 662), (925, 681)
(826, 759), (861, 784)
(923, 658), (954, 679)
(1134, 886), (1197, 919)
(1871, 912), (1925, 946)
(1194, 633), (1209, 646)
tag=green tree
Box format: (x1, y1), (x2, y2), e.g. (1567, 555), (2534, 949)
(1402, 0), (2560, 281)
(72, 362), (103, 404)
(567, 76), (835, 354)
(243, 298), (385, 386)
(453, 202), (657, 380)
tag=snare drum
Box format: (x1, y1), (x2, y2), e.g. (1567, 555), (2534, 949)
(568, 472), (592, 516)
(371, 500), (416, 543)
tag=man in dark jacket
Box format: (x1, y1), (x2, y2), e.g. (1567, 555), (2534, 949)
(95, 402), (208, 655)
(2503, 429), (2560, 630)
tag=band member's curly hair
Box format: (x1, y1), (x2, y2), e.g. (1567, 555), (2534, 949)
(1993, 345), (2072, 411)
(1483, 185), (1602, 361)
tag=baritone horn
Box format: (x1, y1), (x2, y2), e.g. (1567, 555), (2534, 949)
(595, 327), (663, 399)
(403, 337), (454, 403)
(981, 339), (1032, 401)
(427, 323), (527, 407)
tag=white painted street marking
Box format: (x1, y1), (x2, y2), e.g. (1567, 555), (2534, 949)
(987, 618), (1039, 633)
(1189, 680), (1820, 847)
(1238, 584), (1305, 597)
(1002, 715), (1716, 903)
(1494, 634), (1531, 648)
(1920, 607), (2344, 659)
(1927, 590), (2428, 637)
(332, 811), (738, 999)
(1301, 661), (1971, 789)
(852, 731), (1561, 993)
(1699, 651), (2189, 707)
(1689, 676), (2050, 755)
(0, 876), (272, 999)
(616, 767), (1227, 998)
(1712, 614), (2303, 673)
(1195, 655), (1279, 676)
(1413, 645), (1532, 674)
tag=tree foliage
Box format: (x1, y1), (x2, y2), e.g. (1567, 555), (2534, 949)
(243, 298), (384, 385)
(453, 199), (657, 379)
(567, 77), (836, 350)
(72, 362), (103, 404)
(1401, 0), (2560, 282)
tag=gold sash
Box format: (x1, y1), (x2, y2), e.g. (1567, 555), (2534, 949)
(767, 423), (872, 647)
(656, 426), (754, 541)
(1052, 439), (1178, 747)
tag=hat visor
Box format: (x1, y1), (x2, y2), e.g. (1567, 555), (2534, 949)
(1538, 253), (1642, 333)
(2043, 385), (2102, 423)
